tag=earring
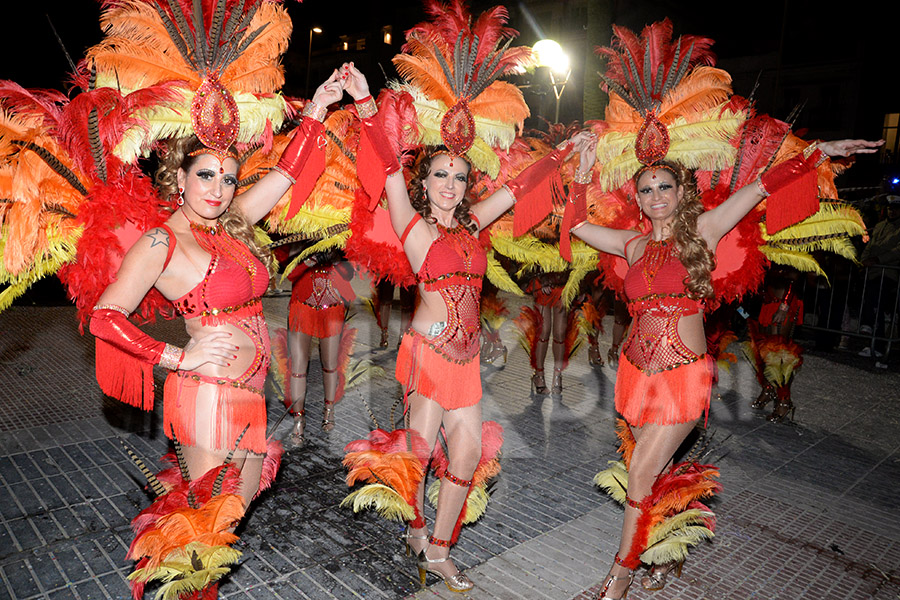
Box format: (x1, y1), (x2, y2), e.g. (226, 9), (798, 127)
(177, 187), (185, 207)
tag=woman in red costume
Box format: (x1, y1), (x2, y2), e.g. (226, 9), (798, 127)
(343, 62), (595, 591)
(285, 249), (355, 445)
(525, 271), (570, 394)
(568, 139), (879, 599)
(89, 74), (345, 508)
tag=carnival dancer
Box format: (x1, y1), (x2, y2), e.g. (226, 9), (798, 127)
(556, 21), (882, 598)
(745, 266), (804, 422)
(284, 248), (355, 445)
(343, 59), (596, 590)
(524, 271), (570, 394)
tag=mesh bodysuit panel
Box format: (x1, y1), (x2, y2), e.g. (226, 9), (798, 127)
(416, 224), (486, 361)
(623, 238), (704, 373)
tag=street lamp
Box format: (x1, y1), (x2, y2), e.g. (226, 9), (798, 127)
(533, 39), (570, 122)
(305, 27), (323, 97)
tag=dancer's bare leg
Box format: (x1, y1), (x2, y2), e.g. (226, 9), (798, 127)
(551, 303), (567, 389)
(604, 420), (697, 596)
(406, 391), (446, 555)
(287, 330), (311, 440)
(319, 329), (343, 430)
(424, 402), (482, 578)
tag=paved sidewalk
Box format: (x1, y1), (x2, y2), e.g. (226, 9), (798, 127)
(1, 289), (899, 600)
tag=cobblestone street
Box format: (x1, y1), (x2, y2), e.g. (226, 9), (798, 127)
(1, 286), (899, 599)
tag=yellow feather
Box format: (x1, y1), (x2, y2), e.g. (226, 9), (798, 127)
(640, 525), (715, 566)
(426, 481), (492, 524)
(592, 460), (629, 505)
(485, 250), (524, 296)
(340, 484), (416, 522)
(759, 246), (825, 278)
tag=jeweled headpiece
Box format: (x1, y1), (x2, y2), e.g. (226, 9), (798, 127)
(85, 0), (292, 163)
(592, 19), (743, 192)
(392, 0), (534, 178)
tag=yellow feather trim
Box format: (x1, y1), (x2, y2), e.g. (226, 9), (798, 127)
(426, 481), (491, 524)
(759, 246), (825, 278)
(592, 460), (629, 505)
(485, 250), (524, 296)
(640, 523), (715, 566)
(340, 483), (416, 522)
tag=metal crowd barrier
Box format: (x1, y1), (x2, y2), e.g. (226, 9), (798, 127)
(797, 264), (900, 363)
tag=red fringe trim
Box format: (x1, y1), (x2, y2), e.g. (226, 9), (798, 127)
(614, 356), (713, 426)
(764, 164), (818, 234)
(163, 373), (267, 454)
(288, 302), (345, 338)
(512, 168), (566, 237)
(95, 338), (155, 410)
(395, 333), (481, 410)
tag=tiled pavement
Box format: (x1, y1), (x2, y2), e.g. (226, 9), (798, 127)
(1, 286), (899, 600)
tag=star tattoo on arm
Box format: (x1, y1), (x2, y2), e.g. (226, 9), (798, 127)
(146, 228), (170, 249)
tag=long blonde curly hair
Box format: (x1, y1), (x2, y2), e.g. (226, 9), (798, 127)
(635, 161), (715, 299)
(408, 147), (478, 234)
(156, 136), (277, 283)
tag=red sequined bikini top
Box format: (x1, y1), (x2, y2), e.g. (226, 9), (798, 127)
(623, 235), (703, 315)
(159, 222), (269, 320)
(410, 216), (486, 291)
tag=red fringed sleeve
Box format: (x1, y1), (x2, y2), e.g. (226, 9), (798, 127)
(274, 116), (327, 220)
(508, 144), (572, 236)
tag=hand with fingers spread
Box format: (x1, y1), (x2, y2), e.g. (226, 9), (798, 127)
(180, 331), (240, 372)
(818, 138), (884, 157)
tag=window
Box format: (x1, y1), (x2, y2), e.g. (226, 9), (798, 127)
(382, 26), (392, 45)
(356, 38), (366, 51)
(883, 113), (899, 164)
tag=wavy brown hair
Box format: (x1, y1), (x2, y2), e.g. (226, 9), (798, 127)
(408, 147), (478, 234)
(156, 136), (277, 283)
(635, 161), (715, 299)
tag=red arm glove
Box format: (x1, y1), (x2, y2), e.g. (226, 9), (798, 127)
(89, 306), (183, 410)
(559, 181), (588, 262)
(759, 146), (825, 234)
(507, 144), (573, 236)
(355, 95), (401, 210)
(274, 103), (328, 220)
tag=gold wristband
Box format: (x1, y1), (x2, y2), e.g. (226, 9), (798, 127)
(92, 304), (130, 317)
(574, 170), (592, 184)
(159, 343), (183, 371)
(355, 96), (377, 119)
(755, 176), (770, 198)
(302, 101), (327, 122)
(501, 183), (517, 204)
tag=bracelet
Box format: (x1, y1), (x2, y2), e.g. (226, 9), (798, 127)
(802, 142), (829, 167)
(301, 101), (327, 122)
(574, 170), (592, 184)
(92, 304), (130, 317)
(355, 95), (377, 119)
(755, 176), (770, 198)
(159, 343), (184, 371)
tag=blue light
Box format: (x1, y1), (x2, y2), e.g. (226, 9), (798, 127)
(893, 177), (900, 185)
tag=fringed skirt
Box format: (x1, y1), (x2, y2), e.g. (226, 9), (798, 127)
(396, 330), (481, 410)
(615, 355), (713, 426)
(289, 302), (345, 338)
(163, 371), (268, 454)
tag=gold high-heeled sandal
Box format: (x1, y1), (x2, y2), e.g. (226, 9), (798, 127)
(417, 537), (473, 592)
(287, 372), (307, 447)
(551, 367), (563, 394)
(401, 529), (428, 557)
(597, 553), (634, 600)
(321, 365), (338, 431)
(767, 400), (795, 423)
(640, 560), (683, 591)
(531, 369), (548, 395)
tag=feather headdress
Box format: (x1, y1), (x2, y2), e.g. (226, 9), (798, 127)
(390, 0), (533, 178)
(84, 0), (292, 161)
